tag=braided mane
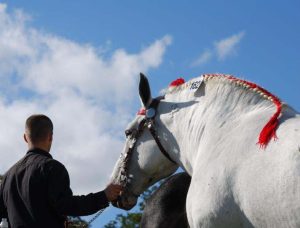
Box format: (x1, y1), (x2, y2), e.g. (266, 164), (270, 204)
(141, 74), (282, 149)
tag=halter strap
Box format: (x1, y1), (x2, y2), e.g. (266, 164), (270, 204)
(145, 96), (176, 163)
(146, 120), (176, 163)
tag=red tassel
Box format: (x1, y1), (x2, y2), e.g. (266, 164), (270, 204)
(206, 74), (283, 149)
(257, 101), (282, 148)
(169, 78), (185, 87)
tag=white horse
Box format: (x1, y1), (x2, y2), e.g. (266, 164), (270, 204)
(111, 73), (300, 227)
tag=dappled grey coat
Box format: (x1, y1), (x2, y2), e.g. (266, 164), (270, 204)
(141, 172), (191, 228)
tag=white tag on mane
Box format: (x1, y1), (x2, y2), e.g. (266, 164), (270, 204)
(189, 76), (204, 92)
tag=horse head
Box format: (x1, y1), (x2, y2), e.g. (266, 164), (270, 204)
(110, 73), (178, 210)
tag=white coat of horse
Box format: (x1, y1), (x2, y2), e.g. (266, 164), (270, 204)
(110, 73), (300, 228)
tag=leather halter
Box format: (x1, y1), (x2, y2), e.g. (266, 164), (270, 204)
(120, 97), (176, 188)
(135, 96), (175, 164)
(115, 96), (177, 208)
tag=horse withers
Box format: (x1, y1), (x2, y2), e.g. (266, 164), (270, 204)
(141, 172), (191, 228)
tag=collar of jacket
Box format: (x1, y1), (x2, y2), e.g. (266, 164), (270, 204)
(27, 148), (53, 159)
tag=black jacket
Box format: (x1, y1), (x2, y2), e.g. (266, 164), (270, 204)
(0, 148), (109, 228)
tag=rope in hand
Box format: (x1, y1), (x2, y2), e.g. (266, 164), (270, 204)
(85, 207), (106, 227)
(68, 207), (106, 228)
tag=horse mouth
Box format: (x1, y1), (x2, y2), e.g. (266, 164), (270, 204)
(112, 193), (138, 210)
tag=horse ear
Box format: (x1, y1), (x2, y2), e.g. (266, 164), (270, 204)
(139, 73), (152, 108)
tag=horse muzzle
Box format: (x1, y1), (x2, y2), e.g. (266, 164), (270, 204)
(112, 192), (138, 210)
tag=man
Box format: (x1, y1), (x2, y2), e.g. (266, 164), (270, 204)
(0, 114), (123, 228)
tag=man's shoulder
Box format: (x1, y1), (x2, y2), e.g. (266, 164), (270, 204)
(45, 158), (64, 168)
(44, 158), (68, 175)
(2, 156), (26, 178)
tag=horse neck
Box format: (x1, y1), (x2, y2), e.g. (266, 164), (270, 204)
(161, 76), (284, 175)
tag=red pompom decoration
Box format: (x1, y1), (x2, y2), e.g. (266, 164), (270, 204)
(169, 78), (185, 87)
(137, 108), (146, 115)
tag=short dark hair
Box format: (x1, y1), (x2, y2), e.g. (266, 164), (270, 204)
(25, 114), (53, 144)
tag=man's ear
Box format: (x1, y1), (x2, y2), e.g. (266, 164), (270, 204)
(139, 73), (152, 108)
(49, 133), (53, 143)
(24, 133), (28, 143)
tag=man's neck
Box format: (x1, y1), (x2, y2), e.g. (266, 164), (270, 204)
(28, 144), (50, 153)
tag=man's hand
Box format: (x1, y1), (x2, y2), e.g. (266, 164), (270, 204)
(104, 183), (123, 202)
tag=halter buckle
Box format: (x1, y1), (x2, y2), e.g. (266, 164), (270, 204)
(146, 108), (156, 119)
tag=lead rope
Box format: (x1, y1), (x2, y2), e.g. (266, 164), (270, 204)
(67, 207), (106, 228)
(85, 207), (106, 227)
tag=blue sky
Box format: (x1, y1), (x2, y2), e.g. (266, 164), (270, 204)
(0, 1), (299, 227)
(5, 1), (300, 107)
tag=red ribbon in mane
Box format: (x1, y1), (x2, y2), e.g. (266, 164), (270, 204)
(225, 75), (282, 149)
(137, 108), (146, 115)
(169, 78), (185, 87)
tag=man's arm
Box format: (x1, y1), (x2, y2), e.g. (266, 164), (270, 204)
(0, 179), (8, 219)
(46, 160), (121, 216)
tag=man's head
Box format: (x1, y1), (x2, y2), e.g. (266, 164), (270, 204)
(24, 114), (53, 152)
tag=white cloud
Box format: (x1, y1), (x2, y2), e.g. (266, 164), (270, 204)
(0, 3), (172, 193)
(191, 31), (245, 67)
(190, 50), (213, 67)
(215, 31), (245, 60)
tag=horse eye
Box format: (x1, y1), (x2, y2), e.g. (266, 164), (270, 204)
(125, 129), (132, 137)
